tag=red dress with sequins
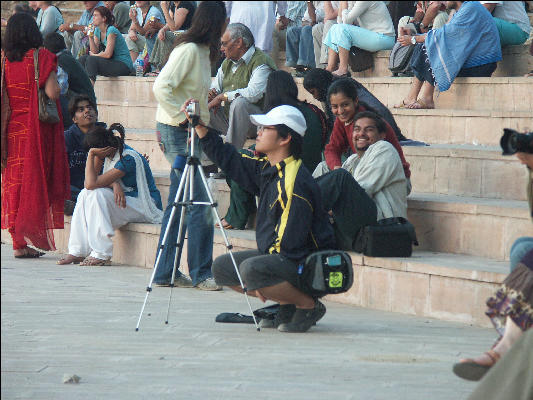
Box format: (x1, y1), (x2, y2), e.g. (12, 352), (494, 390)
(1, 48), (70, 250)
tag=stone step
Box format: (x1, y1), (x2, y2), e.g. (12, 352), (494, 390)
(295, 76), (533, 113)
(103, 100), (530, 146)
(404, 144), (528, 201)
(128, 130), (529, 202)
(148, 171), (531, 261)
(95, 76), (533, 113)
(347, 45), (532, 78)
(0, 222), (508, 328)
(391, 108), (531, 146)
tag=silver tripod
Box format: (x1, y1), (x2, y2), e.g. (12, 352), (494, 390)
(135, 110), (260, 331)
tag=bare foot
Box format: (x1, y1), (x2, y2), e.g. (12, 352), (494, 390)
(57, 254), (85, 265)
(460, 350), (500, 367)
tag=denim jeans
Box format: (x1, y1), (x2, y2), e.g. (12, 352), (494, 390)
(510, 236), (533, 272)
(285, 25), (316, 68)
(153, 122), (214, 285)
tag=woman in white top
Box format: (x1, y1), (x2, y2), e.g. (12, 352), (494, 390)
(151, 1), (227, 290)
(324, 1), (395, 76)
(36, 1), (64, 37)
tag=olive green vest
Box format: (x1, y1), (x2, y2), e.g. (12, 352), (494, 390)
(221, 48), (277, 113)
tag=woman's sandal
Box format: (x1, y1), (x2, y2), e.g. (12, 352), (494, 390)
(393, 100), (414, 109)
(407, 99), (435, 109)
(57, 255), (85, 265)
(215, 218), (234, 230)
(14, 247), (45, 259)
(452, 349), (501, 381)
(79, 256), (111, 266)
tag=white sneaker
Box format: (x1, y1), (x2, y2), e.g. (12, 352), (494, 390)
(195, 277), (222, 291)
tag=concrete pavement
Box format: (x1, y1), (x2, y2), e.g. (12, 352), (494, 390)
(1, 244), (494, 400)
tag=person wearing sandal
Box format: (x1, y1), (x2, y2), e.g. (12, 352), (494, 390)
(394, 1), (501, 110)
(324, 1), (395, 77)
(58, 123), (163, 266)
(2, 14), (70, 259)
(453, 249), (533, 381)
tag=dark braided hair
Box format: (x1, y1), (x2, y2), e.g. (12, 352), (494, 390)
(84, 123), (126, 160)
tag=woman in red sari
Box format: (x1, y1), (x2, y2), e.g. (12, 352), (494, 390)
(1, 13), (70, 258)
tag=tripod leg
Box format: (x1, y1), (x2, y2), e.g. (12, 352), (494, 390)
(197, 167), (261, 331)
(165, 169), (191, 324)
(136, 164), (191, 331)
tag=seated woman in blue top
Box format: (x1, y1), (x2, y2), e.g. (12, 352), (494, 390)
(58, 123), (163, 266)
(79, 6), (133, 85)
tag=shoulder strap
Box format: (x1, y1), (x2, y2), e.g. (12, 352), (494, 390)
(33, 48), (39, 83)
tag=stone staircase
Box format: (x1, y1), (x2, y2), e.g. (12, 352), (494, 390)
(90, 69), (533, 328)
(3, 42), (533, 329)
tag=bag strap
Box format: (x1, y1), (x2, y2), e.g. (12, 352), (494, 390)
(33, 48), (39, 84)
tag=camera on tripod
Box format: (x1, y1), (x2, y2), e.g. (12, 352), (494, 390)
(500, 128), (533, 155)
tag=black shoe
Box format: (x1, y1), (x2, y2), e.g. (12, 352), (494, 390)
(259, 304), (296, 328)
(278, 301), (326, 333)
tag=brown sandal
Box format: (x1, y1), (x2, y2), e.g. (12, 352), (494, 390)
(79, 256), (111, 266)
(452, 350), (500, 381)
(215, 218), (234, 230)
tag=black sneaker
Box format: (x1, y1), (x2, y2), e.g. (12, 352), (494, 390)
(259, 304), (296, 328)
(277, 301), (326, 333)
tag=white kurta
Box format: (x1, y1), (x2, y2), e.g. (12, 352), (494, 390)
(226, 1), (287, 52)
(342, 140), (408, 220)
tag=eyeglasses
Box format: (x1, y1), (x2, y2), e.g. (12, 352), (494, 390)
(220, 38), (234, 47)
(353, 125), (378, 134)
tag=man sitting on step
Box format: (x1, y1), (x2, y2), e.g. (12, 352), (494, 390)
(190, 103), (337, 333)
(208, 23), (277, 151)
(313, 111), (408, 250)
(63, 94), (106, 215)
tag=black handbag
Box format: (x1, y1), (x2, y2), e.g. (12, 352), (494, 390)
(297, 250), (353, 297)
(348, 46), (374, 72)
(354, 217), (418, 257)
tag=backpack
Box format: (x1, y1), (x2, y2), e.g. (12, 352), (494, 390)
(389, 41), (415, 76)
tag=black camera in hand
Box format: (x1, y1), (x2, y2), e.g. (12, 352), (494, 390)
(500, 129), (533, 155)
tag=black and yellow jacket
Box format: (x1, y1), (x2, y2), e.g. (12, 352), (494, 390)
(200, 130), (336, 262)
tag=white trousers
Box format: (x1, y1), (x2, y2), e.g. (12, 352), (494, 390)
(68, 188), (150, 260)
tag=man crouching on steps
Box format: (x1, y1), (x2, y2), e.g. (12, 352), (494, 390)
(182, 100), (336, 333)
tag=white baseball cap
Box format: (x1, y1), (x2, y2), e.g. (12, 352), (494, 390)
(250, 105), (307, 137)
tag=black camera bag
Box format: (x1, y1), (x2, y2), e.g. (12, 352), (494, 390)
(353, 217), (418, 257)
(297, 250), (353, 297)
(389, 41), (415, 76)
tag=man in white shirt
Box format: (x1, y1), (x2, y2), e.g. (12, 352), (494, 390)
(313, 111), (408, 250)
(225, 1), (288, 53)
(208, 23), (277, 149)
(481, 1), (531, 46)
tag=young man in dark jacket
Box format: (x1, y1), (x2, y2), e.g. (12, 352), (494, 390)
(189, 103), (337, 333)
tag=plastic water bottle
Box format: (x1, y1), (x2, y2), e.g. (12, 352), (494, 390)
(135, 58), (144, 77)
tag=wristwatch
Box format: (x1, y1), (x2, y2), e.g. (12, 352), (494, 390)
(69, 23), (74, 29)
(411, 36), (417, 45)
(419, 22), (426, 31)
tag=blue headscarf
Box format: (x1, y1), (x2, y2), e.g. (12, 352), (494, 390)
(425, 1), (502, 92)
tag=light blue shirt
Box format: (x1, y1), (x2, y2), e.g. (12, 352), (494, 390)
(95, 25), (134, 70)
(77, 1), (105, 26)
(36, 6), (64, 37)
(135, 5), (164, 26)
(284, 1), (307, 28)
